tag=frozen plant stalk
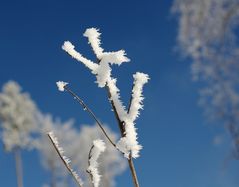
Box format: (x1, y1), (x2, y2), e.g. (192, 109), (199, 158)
(60, 28), (150, 187)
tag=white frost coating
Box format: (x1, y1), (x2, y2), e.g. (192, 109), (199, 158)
(93, 50), (130, 87)
(116, 72), (149, 158)
(56, 81), (68, 92)
(107, 78), (127, 119)
(94, 60), (111, 88)
(116, 120), (142, 159)
(102, 50), (130, 65)
(83, 28), (130, 65)
(128, 72), (150, 122)
(62, 41), (98, 72)
(48, 132), (84, 186)
(83, 28), (104, 59)
(88, 139), (106, 187)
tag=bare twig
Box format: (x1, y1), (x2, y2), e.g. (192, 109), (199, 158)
(128, 153), (140, 187)
(63, 85), (116, 148)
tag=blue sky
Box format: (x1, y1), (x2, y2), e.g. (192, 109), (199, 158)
(0, 0), (238, 187)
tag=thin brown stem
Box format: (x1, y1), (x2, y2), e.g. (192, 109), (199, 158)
(64, 85), (116, 147)
(128, 155), (140, 187)
(14, 148), (23, 187)
(47, 134), (83, 187)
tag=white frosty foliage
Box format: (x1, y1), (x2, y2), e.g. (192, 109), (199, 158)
(56, 81), (68, 92)
(88, 139), (106, 187)
(0, 81), (38, 151)
(62, 28), (149, 159)
(48, 131), (84, 186)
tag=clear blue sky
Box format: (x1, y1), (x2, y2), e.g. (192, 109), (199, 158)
(0, 0), (238, 187)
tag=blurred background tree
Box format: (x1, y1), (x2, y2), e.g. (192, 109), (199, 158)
(0, 81), (39, 187)
(173, 0), (239, 159)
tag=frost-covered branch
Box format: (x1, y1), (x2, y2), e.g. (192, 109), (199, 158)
(115, 72), (150, 158)
(83, 28), (104, 59)
(48, 132), (84, 187)
(62, 41), (98, 73)
(87, 139), (106, 187)
(128, 72), (150, 121)
(60, 28), (149, 187)
(62, 28), (149, 159)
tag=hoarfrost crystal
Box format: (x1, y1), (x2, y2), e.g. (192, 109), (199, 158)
(56, 81), (68, 92)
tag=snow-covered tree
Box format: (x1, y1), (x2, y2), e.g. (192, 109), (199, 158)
(173, 0), (239, 158)
(54, 28), (149, 187)
(0, 81), (39, 187)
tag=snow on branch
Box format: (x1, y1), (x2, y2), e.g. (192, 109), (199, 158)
(87, 139), (106, 187)
(48, 132), (84, 187)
